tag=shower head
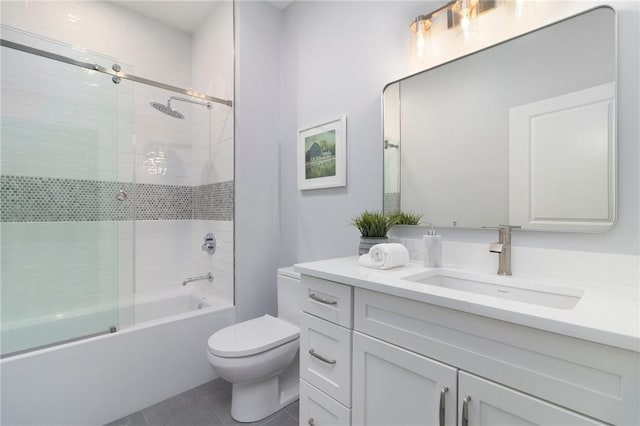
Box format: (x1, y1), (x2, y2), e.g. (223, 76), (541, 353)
(150, 96), (212, 119)
(150, 101), (185, 119)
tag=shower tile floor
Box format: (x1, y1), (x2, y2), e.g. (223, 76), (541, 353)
(105, 378), (299, 426)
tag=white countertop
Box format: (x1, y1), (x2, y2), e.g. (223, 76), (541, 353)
(294, 256), (640, 352)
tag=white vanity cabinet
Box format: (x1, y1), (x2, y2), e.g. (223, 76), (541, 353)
(352, 331), (606, 426)
(457, 372), (606, 426)
(352, 332), (457, 426)
(296, 271), (639, 426)
(299, 275), (353, 426)
(354, 287), (635, 426)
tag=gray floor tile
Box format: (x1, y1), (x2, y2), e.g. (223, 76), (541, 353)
(260, 411), (298, 426)
(142, 391), (224, 426)
(284, 400), (299, 422)
(105, 378), (299, 426)
(104, 411), (148, 426)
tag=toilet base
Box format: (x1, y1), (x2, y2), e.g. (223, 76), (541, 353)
(229, 355), (299, 423)
(230, 376), (298, 423)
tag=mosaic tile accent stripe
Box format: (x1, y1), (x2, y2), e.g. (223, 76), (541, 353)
(0, 175), (234, 223)
(1, 176), (135, 222)
(194, 181), (234, 221)
(135, 183), (193, 221)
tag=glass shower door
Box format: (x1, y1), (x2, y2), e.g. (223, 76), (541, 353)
(0, 28), (130, 356)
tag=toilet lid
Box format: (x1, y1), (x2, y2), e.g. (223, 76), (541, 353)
(207, 314), (299, 358)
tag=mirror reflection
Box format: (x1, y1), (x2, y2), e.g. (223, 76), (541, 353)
(384, 7), (616, 232)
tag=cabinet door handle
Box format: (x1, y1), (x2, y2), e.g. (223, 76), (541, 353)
(462, 395), (471, 426)
(309, 293), (337, 305)
(308, 417), (315, 425)
(309, 348), (336, 365)
(439, 386), (448, 426)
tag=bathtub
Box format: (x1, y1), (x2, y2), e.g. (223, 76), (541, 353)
(0, 289), (235, 426)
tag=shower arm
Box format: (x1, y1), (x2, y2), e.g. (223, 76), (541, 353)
(169, 96), (212, 110)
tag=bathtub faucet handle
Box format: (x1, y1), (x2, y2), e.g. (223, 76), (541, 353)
(202, 233), (216, 255)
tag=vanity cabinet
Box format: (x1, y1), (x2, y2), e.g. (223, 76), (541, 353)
(299, 275), (353, 425)
(457, 371), (606, 426)
(352, 330), (606, 426)
(296, 272), (639, 426)
(352, 332), (457, 426)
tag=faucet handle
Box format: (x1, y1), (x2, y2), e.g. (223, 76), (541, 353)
(482, 225), (521, 232)
(498, 224), (521, 230)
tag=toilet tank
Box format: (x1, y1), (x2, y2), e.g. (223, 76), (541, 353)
(277, 267), (303, 326)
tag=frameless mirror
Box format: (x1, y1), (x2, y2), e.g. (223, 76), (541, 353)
(384, 7), (616, 232)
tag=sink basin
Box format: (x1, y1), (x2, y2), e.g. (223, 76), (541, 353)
(402, 270), (584, 309)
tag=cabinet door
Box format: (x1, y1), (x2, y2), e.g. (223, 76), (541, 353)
(458, 372), (607, 426)
(353, 332), (457, 426)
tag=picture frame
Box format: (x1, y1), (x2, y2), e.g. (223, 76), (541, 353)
(297, 116), (347, 190)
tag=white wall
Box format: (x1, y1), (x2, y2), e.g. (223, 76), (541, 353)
(276, 0), (639, 266)
(279, 1), (429, 265)
(234, 1), (283, 321)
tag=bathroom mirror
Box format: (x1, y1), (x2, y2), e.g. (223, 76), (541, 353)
(384, 7), (616, 232)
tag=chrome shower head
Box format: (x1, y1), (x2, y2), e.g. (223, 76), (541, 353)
(150, 96), (213, 120)
(150, 101), (185, 120)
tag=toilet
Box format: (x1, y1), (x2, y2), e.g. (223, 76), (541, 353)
(207, 267), (303, 422)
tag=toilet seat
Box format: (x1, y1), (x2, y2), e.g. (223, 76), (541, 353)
(208, 314), (299, 358)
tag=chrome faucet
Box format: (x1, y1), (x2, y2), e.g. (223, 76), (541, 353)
(182, 272), (214, 286)
(485, 225), (521, 276)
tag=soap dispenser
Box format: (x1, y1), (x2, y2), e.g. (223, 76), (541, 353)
(423, 223), (442, 268)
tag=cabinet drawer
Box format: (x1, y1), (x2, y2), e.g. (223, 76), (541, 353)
(300, 380), (350, 426)
(300, 312), (352, 407)
(302, 275), (352, 328)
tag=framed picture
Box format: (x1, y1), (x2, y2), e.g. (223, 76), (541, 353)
(298, 116), (347, 190)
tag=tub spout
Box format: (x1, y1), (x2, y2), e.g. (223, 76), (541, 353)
(182, 272), (214, 286)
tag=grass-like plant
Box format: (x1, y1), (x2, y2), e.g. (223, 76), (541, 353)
(350, 210), (397, 238)
(388, 211), (423, 226)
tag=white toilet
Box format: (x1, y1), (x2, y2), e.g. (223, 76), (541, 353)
(207, 267), (303, 422)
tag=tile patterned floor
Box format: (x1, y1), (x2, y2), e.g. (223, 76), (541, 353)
(105, 378), (299, 426)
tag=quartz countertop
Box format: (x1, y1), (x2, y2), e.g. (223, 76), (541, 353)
(294, 256), (640, 352)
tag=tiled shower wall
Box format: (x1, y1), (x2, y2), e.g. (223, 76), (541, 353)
(1, 1), (235, 325)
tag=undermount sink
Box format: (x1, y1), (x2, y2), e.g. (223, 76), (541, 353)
(402, 270), (584, 310)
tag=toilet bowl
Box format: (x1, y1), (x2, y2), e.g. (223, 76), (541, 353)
(207, 267), (302, 422)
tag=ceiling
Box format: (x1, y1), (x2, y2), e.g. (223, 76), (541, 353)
(112, 1), (293, 34)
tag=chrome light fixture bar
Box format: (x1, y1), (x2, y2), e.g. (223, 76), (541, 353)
(410, 0), (497, 36)
(0, 38), (233, 108)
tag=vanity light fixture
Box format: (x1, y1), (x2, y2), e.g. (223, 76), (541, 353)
(410, 0), (497, 56)
(410, 1), (454, 58)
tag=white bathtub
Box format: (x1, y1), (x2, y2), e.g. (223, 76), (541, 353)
(0, 290), (235, 426)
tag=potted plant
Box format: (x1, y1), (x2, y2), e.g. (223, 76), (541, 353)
(388, 211), (423, 226)
(351, 210), (397, 255)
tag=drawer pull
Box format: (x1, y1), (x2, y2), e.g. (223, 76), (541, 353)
(308, 418), (315, 425)
(462, 395), (471, 426)
(309, 293), (337, 305)
(309, 348), (336, 365)
(439, 386), (448, 426)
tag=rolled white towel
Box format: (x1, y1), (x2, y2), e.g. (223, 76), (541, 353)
(358, 243), (410, 270)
